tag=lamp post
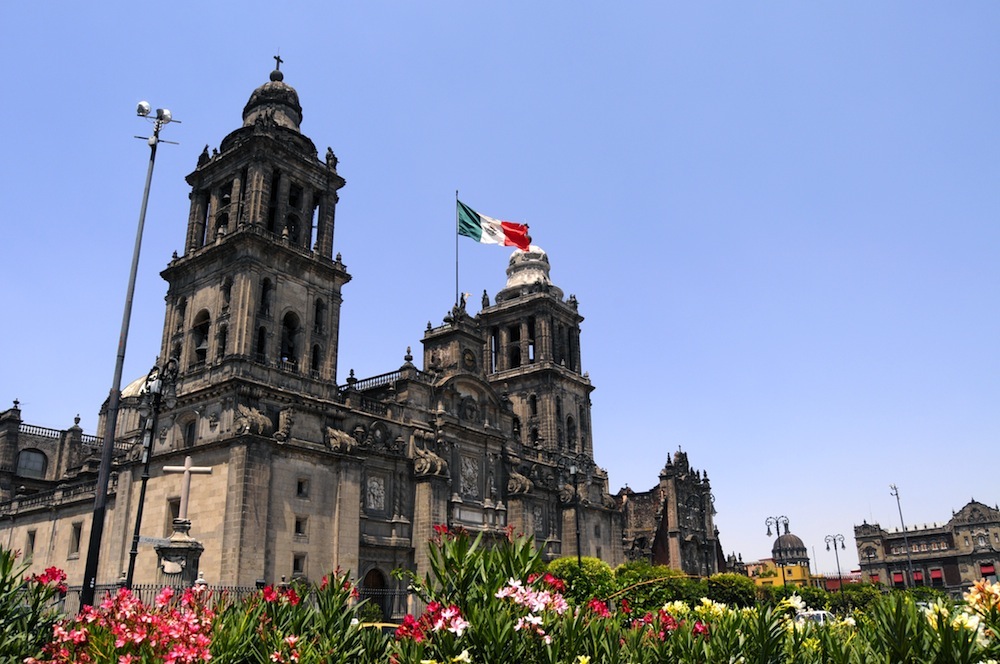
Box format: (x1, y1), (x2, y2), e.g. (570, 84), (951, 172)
(890, 484), (916, 588)
(124, 358), (178, 589)
(570, 463), (581, 567)
(765, 515), (790, 587)
(558, 453), (590, 568)
(825, 534), (846, 593)
(81, 103), (179, 608)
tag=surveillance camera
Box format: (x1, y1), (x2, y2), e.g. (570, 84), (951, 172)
(137, 101), (151, 117)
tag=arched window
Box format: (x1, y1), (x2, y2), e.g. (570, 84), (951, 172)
(314, 298), (326, 334)
(183, 419), (197, 448)
(256, 326), (268, 362)
(566, 416), (577, 451)
(529, 395), (538, 416)
(280, 312), (301, 366)
(191, 310), (211, 365)
(260, 279), (273, 317)
(16, 449), (47, 479)
(310, 344), (322, 377)
(217, 324), (228, 359)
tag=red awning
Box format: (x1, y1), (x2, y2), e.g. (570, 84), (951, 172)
(871, 574), (880, 583)
(982, 565), (996, 576)
(892, 572), (904, 583)
(913, 571), (924, 581)
(930, 569), (943, 579)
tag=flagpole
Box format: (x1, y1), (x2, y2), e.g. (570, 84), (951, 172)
(455, 190), (459, 307)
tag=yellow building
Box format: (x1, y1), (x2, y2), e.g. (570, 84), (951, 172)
(748, 524), (825, 589)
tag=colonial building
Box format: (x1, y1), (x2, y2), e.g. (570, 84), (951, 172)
(0, 66), (724, 604)
(855, 500), (1000, 597)
(617, 449), (721, 576)
(747, 521), (824, 589)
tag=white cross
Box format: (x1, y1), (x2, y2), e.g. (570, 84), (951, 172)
(163, 456), (213, 521)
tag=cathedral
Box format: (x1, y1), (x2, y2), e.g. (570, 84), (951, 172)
(0, 66), (724, 608)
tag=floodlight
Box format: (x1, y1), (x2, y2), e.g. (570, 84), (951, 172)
(137, 101), (151, 117)
(156, 108), (172, 123)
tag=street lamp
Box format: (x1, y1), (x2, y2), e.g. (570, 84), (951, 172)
(825, 534), (846, 593)
(765, 515), (790, 587)
(124, 358), (178, 589)
(81, 103), (179, 608)
(558, 453), (590, 568)
(890, 484), (916, 588)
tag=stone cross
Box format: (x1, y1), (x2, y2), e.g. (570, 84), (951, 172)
(163, 456), (213, 522)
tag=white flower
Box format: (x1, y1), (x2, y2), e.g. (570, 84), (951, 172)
(450, 650), (472, 663)
(787, 594), (806, 612)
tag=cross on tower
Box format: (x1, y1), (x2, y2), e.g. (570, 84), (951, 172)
(163, 455), (213, 525)
(273, 54), (283, 71)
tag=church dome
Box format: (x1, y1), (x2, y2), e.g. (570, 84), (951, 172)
(120, 374), (147, 399)
(504, 245), (553, 289)
(772, 531), (809, 564)
(494, 244), (566, 303)
(242, 68), (303, 132)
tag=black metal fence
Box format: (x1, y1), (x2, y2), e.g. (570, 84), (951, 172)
(60, 583), (412, 621)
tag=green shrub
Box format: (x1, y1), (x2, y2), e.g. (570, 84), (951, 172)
(546, 556), (615, 604)
(705, 572), (757, 607)
(0, 546), (66, 664)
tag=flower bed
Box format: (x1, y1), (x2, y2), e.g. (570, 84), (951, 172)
(4, 531), (1000, 663)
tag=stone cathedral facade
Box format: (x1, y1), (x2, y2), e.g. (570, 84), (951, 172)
(0, 68), (724, 601)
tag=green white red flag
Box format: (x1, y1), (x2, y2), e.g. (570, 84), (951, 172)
(457, 200), (530, 251)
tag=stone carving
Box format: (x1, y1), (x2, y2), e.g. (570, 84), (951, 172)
(461, 457), (480, 498)
(507, 468), (533, 495)
(366, 476), (385, 512)
(414, 444), (447, 476)
(558, 483), (576, 505)
(459, 397), (479, 423)
(274, 408), (294, 442)
(326, 427), (358, 452)
(234, 405), (272, 435)
(533, 505), (545, 537)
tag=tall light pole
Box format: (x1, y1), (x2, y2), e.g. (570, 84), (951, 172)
(81, 103), (178, 608)
(825, 534), (846, 593)
(124, 358), (178, 589)
(765, 515), (790, 587)
(889, 484), (916, 588)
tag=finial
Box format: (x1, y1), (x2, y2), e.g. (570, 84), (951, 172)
(12, 398), (19, 409)
(74, 414), (81, 426)
(271, 54), (284, 81)
(404, 346), (413, 363)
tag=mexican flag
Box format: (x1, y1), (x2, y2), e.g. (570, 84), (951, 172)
(457, 200), (531, 251)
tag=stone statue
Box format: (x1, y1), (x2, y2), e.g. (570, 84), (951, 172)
(233, 405), (273, 435)
(507, 468), (533, 495)
(414, 444), (447, 476)
(326, 427), (359, 452)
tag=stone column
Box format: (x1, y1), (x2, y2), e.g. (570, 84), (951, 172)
(412, 475), (450, 580)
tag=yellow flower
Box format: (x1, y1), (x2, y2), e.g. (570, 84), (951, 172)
(575, 657), (591, 664)
(451, 650), (472, 663)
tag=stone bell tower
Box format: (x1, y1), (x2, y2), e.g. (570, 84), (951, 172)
(159, 63), (351, 406)
(479, 247), (594, 459)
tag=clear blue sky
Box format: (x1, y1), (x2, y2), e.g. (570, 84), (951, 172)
(2, 2), (997, 575)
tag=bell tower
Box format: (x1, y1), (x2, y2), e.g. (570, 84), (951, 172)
(479, 247), (594, 458)
(159, 63), (350, 399)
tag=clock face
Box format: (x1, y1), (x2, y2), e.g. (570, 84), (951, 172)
(463, 349), (477, 370)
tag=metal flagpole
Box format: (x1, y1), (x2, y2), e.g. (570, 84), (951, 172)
(455, 190), (459, 307)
